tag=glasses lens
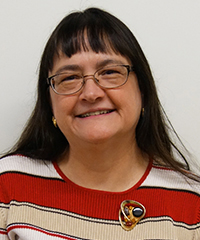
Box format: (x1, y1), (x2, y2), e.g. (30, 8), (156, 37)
(51, 72), (83, 95)
(49, 65), (130, 95)
(95, 65), (128, 88)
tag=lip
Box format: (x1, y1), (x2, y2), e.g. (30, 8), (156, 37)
(76, 109), (115, 118)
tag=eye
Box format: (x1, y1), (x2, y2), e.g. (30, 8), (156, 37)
(100, 69), (120, 76)
(60, 74), (81, 82)
(97, 66), (124, 81)
(55, 73), (82, 84)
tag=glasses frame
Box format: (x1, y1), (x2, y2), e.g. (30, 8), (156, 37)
(47, 64), (134, 96)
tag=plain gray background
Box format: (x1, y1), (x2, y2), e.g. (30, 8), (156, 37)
(0, 0), (199, 163)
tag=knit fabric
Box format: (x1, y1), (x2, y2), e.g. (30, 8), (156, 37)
(0, 155), (200, 239)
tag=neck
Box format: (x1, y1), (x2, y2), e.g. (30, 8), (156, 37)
(57, 138), (149, 192)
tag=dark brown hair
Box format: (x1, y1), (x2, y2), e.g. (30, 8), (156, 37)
(2, 8), (197, 178)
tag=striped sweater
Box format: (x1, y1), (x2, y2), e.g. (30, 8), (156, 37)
(0, 155), (199, 239)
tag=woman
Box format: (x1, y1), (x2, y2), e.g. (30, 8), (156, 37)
(0, 7), (199, 240)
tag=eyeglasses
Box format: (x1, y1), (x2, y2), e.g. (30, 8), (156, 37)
(47, 64), (134, 95)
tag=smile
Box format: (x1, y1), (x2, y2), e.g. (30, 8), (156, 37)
(78, 110), (114, 118)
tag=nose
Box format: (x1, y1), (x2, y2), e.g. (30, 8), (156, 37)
(79, 75), (105, 102)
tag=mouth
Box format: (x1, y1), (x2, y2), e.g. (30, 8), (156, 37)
(77, 109), (115, 118)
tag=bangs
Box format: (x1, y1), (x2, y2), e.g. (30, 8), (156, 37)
(44, 8), (136, 72)
(57, 27), (119, 57)
(42, 8), (144, 76)
(54, 12), (128, 59)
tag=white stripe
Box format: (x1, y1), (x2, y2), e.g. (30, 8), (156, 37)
(0, 155), (61, 179)
(142, 166), (200, 194)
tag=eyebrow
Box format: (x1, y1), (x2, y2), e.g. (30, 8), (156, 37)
(53, 59), (126, 75)
(96, 59), (125, 69)
(54, 65), (81, 75)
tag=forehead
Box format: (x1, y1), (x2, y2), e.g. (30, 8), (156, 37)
(50, 49), (131, 75)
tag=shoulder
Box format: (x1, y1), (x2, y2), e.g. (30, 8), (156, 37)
(142, 163), (200, 196)
(0, 154), (61, 179)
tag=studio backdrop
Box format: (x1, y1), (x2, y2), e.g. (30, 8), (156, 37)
(0, 0), (199, 163)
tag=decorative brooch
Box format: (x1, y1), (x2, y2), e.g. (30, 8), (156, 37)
(119, 200), (146, 231)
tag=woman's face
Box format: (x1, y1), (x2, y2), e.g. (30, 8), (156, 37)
(49, 49), (142, 147)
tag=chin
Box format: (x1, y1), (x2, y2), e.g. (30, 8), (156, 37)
(80, 132), (116, 144)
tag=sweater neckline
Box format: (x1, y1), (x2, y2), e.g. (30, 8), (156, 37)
(53, 159), (152, 195)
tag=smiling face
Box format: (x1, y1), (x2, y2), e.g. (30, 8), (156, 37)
(49, 49), (142, 148)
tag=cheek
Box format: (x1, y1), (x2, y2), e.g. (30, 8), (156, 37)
(49, 94), (81, 140)
(119, 79), (142, 110)
(123, 83), (142, 122)
(50, 91), (73, 118)
(129, 77), (142, 105)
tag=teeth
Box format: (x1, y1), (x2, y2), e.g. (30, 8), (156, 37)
(79, 110), (112, 118)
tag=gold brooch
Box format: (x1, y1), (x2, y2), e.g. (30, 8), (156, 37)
(119, 200), (146, 231)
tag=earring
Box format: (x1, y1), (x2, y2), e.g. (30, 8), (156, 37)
(141, 108), (145, 117)
(52, 116), (57, 128)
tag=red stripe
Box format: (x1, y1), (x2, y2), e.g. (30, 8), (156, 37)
(0, 230), (7, 235)
(152, 165), (173, 171)
(1, 166), (199, 225)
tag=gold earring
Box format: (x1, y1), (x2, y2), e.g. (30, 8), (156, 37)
(141, 108), (145, 117)
(52, 116), (57, 128)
